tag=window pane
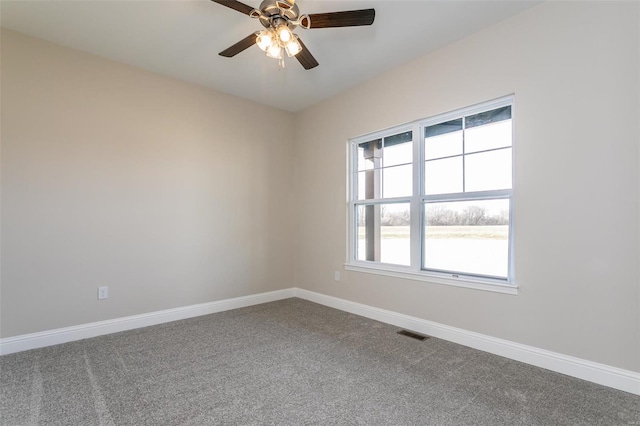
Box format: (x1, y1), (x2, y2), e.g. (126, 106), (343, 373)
(384, 131), (413, 146)
(425, 156), (463, 195)
(425, 130), (463, 160)
(465, 148), (512, 192)
(356, 203), (410, 266)
(465, 119), (512, 154)
(382, 164), (412, 198)
(356, 204), (368, 261)
(381, 203), (411, 265)
(357, 171), (366, 200)
(465, 106), (511, 128)
(357, 139), (381, 171)
(424, 199), (510, 278)
(383, 138), (412, 167)
(357, 146), (367, 171)
(356, 168), (381, 200)
(425, 118), (462, 138)
(356, 171), (375, 200)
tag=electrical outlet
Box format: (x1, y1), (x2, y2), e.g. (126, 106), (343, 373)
(334, 271), (340, 282)
(98, 286), (108, 300)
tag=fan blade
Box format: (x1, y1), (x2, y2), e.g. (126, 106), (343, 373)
(295, 38), (319, 70)
(211, 0), (255, 16)
(304, 9), (375, 29)
(219, 33), (257, 57)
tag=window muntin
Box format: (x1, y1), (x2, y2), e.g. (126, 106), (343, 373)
(349, 97), (514, 288)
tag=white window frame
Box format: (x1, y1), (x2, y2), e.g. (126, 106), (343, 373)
(345, 96), (517, 295)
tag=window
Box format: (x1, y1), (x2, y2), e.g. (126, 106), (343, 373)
(348, 97), (515, 293)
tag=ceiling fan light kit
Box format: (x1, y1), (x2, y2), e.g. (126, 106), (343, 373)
(212, 0), (375, 70)
(255, 17), (302, 66)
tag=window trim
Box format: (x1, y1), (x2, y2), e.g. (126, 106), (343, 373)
(347, 95), (517, 294)
(343, 262), (519, 295)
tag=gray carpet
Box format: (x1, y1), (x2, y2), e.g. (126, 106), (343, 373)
(1, 298), (638, 425)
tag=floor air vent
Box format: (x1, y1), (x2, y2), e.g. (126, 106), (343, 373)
(397, 329), (429, 341)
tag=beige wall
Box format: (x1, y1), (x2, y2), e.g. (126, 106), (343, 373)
(293, 2), (640, 372)
(1, 29), (295, 337)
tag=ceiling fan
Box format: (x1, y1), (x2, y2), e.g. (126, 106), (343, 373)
(212, 0), (375, 70)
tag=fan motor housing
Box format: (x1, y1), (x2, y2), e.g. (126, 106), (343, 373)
(258, 0), (300, 28)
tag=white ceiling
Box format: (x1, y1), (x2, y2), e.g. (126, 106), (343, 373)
(0, 0), (540, 112)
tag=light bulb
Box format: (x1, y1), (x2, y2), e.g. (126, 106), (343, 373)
(284, 37), (302, 57)
(276, 25), (292, 43)
(266, 44), (282, 59)
(256, 30), (273, 52)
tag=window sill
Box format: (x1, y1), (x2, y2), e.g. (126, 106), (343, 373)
(343, 263), (519, 295)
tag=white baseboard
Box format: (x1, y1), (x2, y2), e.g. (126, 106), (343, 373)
(0, 288), (295, 356)
(293, 288), (640, 396)
(2, 287), (638, 396)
